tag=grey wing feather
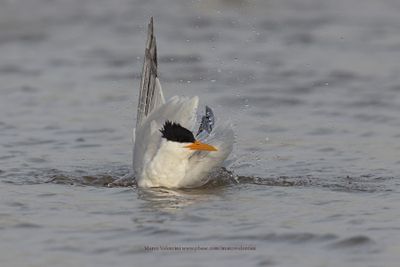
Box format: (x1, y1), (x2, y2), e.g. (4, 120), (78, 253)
(136, 17), (165, 128)
(196, 105), (215, 140)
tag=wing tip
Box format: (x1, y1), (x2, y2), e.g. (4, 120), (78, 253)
(148, 17), (154, 40)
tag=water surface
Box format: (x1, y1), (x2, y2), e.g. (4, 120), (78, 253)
(1, 0), (400, 266)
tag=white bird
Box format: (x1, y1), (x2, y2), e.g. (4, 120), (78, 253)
(133, 18), (234, 188)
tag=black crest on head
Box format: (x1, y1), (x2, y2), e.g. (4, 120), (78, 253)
(160, 121), (195, 143)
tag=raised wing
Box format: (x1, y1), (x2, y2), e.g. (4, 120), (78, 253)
(136, 17), (165, 128)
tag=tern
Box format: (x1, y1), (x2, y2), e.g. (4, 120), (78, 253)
(131, 18), (234, 188)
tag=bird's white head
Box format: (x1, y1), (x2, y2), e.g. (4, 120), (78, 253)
(160, 121), (217, 152)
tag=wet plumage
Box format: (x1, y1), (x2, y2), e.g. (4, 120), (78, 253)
(133, 18), (234, 188)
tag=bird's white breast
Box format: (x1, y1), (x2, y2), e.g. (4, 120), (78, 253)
(139, 140), (191, 188)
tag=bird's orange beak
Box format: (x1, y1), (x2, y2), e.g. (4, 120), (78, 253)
(184, 141), (218, 151)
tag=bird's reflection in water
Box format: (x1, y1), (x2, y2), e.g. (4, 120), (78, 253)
(137, 186), (226, 212)
(132, 187), (228, 236)
(136, 167), (235, 212)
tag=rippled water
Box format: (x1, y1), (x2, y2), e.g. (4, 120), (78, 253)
(1, 0), (400, 266)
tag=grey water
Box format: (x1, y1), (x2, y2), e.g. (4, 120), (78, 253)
(1, 0), (400, 266)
